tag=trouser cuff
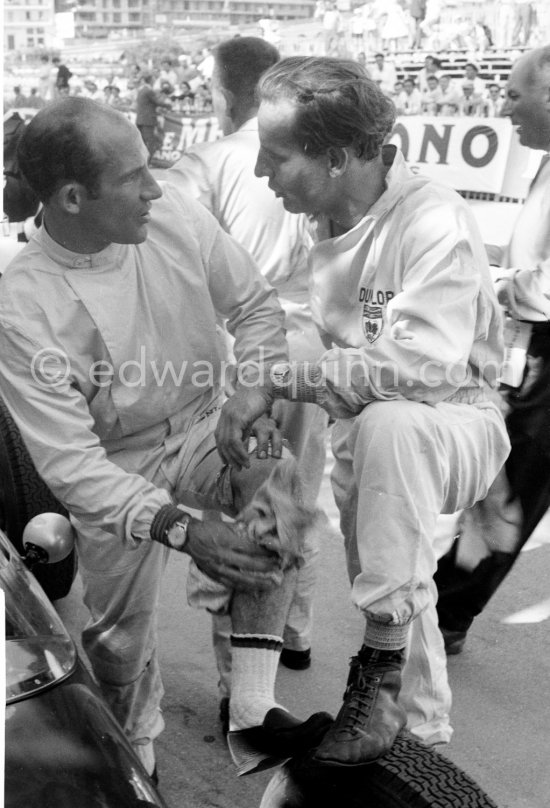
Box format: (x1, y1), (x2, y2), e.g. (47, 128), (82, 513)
(364, 620), (410, 650)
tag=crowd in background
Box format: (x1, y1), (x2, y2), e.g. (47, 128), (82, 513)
(3, 47), (509, 125)
(366, 52), (507, 117)
(3, 51), (215, 117)
(317, 0), (547, 56)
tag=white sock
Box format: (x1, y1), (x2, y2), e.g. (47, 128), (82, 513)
(229, 634), (286, 731)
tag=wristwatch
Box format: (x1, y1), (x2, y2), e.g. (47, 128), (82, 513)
(150, 503), (192, 552)
(165, 510), (192, 551)
(270, 362), (292, 390)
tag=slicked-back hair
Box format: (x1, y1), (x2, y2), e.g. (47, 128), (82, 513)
(257, 56), (396, 162)
(214, 36), (280, 107)
(17, 97), (122, 202)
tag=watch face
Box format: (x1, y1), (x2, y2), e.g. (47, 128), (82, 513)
(168, 522), (188, 550)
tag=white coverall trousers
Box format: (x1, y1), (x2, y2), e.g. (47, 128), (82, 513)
(330, 397), (510, 744)
(74, 406), (235, 756)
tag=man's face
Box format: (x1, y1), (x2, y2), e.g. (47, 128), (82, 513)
(255, 99), (333, 217)
(440, 76), (450, 90)
(79, 118), (162, 250)
(504, 56), (550, 150)
(465, 65), (476, 80)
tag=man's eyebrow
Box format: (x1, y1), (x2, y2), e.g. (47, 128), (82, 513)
(118, 164), (147, 180)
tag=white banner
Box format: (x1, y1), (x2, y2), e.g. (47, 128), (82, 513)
(389, 116), (519, 195)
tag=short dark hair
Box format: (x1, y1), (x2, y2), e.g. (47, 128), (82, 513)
(17, 97), (121, 202)
(258, 56), (396, 162)
(214, 36), (279, 106)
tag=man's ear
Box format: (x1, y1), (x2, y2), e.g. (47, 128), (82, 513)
(326, 146), (349, 178)
(55, 182), (86, 214)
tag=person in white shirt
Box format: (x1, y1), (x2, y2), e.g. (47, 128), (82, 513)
(415, 54), (442, 94)
(462, 62), (486, 97)
(167, 36), (329, 729)
(398, 76), (423, 114)
(437, 73), (461, 116)
(421, 74), (442, 114)
(484, 82), (506, 117)
(370, 51), (398, 96)
(216, 55), (509, 766)
(435, 45), (550, 655)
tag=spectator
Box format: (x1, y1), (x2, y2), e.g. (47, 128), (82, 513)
(392, 79), (405, 113)
(82, 78), (101, 101)
(458, 81), (486, 116)
(154, 59), (179, 92)
(37, 55), (53, 101)
(462, 62), (486, 97)
(435, 44), (550, 655)
(370, 52), (398, 96)
(512, 0), (535, 46)
(421, 74), (441, 114)
(26, 87), (46, 109)
(52, 56), (72, 97)
(220, 54), (509, 764)
(350, 7), (367, 55)
(10, 86), (28, 109)
(437, 74), (461, 115)
(409, 0), (427, 49)
(416, 54), (442, 93)
(135, 73), (172, 163)
(322, 1), (343, 55)
(485, 82), (506, 117)
(398, 76), (423, 114)
(380, 0), (409, 53)
(167, 36), (330, 730)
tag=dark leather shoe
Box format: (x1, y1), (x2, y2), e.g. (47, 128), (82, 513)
(313, 647), (406, 767)
(280, 647), (311, 670)
(227, 707), (333, 776)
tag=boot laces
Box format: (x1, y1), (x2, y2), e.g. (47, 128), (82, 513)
(337, 657), (382, 732)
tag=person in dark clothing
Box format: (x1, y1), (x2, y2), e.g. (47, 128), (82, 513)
(435, 45), (550, 655)
(135, 73), (172, 163)
(52, 56), (72, 96)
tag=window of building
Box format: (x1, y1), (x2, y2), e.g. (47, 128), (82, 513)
(129, 11), (139, 20)
(113, 11), (121, 21)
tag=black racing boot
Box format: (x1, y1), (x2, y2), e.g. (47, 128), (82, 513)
(313, 646), (406, 766)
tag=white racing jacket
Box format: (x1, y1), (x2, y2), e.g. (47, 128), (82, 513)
(0, 182), (288, 544)
(300, 147), (505, 419)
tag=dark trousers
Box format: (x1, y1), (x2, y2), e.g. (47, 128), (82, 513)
(436, 325), (550, 632)
(137, 124), (158, 162)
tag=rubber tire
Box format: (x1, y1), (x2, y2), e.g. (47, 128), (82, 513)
(0, 395), (77, 600)
(261, 731), (498, 808)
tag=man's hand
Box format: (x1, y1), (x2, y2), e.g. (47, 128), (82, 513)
(250, 413), (283, 461)
(185, 517), (282, 591)
(215, 386), (274, 469)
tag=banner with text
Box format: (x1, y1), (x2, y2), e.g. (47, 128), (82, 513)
(388, 116), (518, 194)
